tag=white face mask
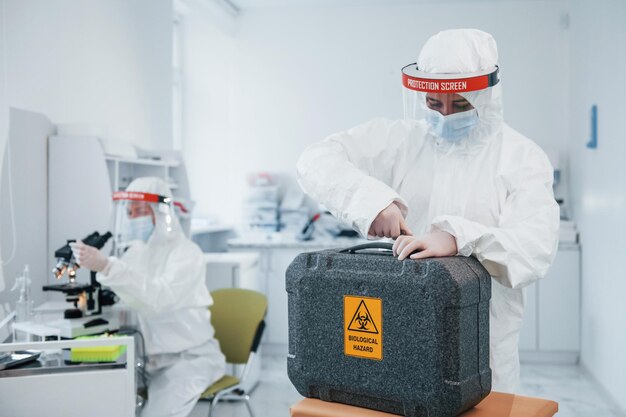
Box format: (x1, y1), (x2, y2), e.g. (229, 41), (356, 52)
(128, 216), (155, 243)
(426, 107), (479, 142)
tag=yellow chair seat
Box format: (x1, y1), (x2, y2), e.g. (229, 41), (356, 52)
(201, 374), (240, 399)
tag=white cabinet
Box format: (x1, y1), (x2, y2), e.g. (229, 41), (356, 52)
(519, 244), (581, 363)
(538, 246), (581, 351)
(226, 247), (300, 351)
(266, 249), (302, 346)
(204, 252), (261, 292)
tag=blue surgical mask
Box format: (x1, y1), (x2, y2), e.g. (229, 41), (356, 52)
(426, 107), (479, 142)
(128, 216), (155, 243)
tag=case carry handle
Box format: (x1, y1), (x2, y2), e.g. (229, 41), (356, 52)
(340, 242), (394, 253)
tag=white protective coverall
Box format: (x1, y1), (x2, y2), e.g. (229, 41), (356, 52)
(97, 177), (226, 417)
(296, 29), (559, 392)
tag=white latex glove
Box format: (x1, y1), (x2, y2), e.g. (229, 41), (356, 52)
(368, 202), (413, 238)
(69, 241), (110, 272)
(392, 231), (458, 260)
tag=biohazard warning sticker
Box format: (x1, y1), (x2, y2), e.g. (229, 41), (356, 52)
(344, 296), (383, 360)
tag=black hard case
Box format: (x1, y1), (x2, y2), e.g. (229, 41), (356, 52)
(286, 242), (491, 417)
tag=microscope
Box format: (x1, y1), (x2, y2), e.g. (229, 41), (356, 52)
(43, 231), (117, 320)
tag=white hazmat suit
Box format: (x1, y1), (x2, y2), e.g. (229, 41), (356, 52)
(296, 29), (559, 392)
(98, 177), (226, 417)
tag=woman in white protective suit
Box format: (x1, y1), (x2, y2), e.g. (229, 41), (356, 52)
(296, 29), (560, 393)
(71, 177), (226, 417)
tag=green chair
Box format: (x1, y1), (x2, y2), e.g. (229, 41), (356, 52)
(201, 288), (267, 417)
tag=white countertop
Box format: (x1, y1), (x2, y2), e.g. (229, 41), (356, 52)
(228, 237), (580, 250)
(203, 252), (260, 267)
(190, 223), (234, 235)
(227, 232), (577, 251)
(558, 241), (580, 250)
(227, 234), (368, 250)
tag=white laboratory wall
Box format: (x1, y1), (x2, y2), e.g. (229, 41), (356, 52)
(0, 1), (6, 168)
(0, 0), (175, 329)
(178, 4), (237, 219)
(2, 0), (173, 149)
(187, 0), (570, 223)
(568, 0), (626, 411)
(0, 0), (7, 326)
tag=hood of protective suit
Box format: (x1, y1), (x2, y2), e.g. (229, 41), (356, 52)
(411, 29), (504, 152)
(125, 177), (183, 244)
(418, 29), (498, 74)
(126, 176), (174, 199)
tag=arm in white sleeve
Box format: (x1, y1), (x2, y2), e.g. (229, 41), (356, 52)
(97, 244), (206, 316)
(296, 118), (409, 238)
(431, 146), (560, 289)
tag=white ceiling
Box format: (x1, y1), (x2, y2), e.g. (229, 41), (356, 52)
(228, 0), (553, 11)
(229, 0), (435, 10)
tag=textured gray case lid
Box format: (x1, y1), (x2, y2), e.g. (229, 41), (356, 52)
(286, 244), (491, 417)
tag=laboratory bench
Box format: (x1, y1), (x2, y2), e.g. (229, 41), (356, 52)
(0, 337), (136, 417)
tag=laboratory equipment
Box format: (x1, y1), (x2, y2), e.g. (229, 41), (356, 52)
(243, 172), (280, 232)
(70, 335), (127, 362)
(51, 231), (112, 281)
(44, 231), (116, 319)
(11, 265), (33, 323)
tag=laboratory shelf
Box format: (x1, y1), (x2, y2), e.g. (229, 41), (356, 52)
(105, 155), (180, 168)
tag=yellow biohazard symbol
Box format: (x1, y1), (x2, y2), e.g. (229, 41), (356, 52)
(344, 296), (383, 360)
(347, 300), (379, 334)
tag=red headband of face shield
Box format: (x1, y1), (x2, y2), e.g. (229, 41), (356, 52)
(112, 191), (171, 204)
(401, 64), (500, 93)
(112, 191), (190, 214)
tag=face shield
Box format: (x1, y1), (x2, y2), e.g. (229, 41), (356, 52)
(402, 63), (500, 141)
(112, 191), (176, 256)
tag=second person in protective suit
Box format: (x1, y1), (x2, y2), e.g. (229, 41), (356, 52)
(297, 29), (560, 393)
(71, 177), (226, 417)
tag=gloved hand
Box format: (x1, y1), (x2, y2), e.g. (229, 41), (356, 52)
(69, 241), (110, 273)
(368, 202), (413, 238)
(392, 231), (458, 260)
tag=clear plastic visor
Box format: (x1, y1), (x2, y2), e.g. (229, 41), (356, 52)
(401, 63), (498, 121)
(403, 89), (477, 120)
(112, 192), (174, 256)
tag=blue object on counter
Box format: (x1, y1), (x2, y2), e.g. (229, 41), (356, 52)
(587, 104), (598, 149)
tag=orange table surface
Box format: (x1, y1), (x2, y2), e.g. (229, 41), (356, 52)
(290, 392), (558, 417)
